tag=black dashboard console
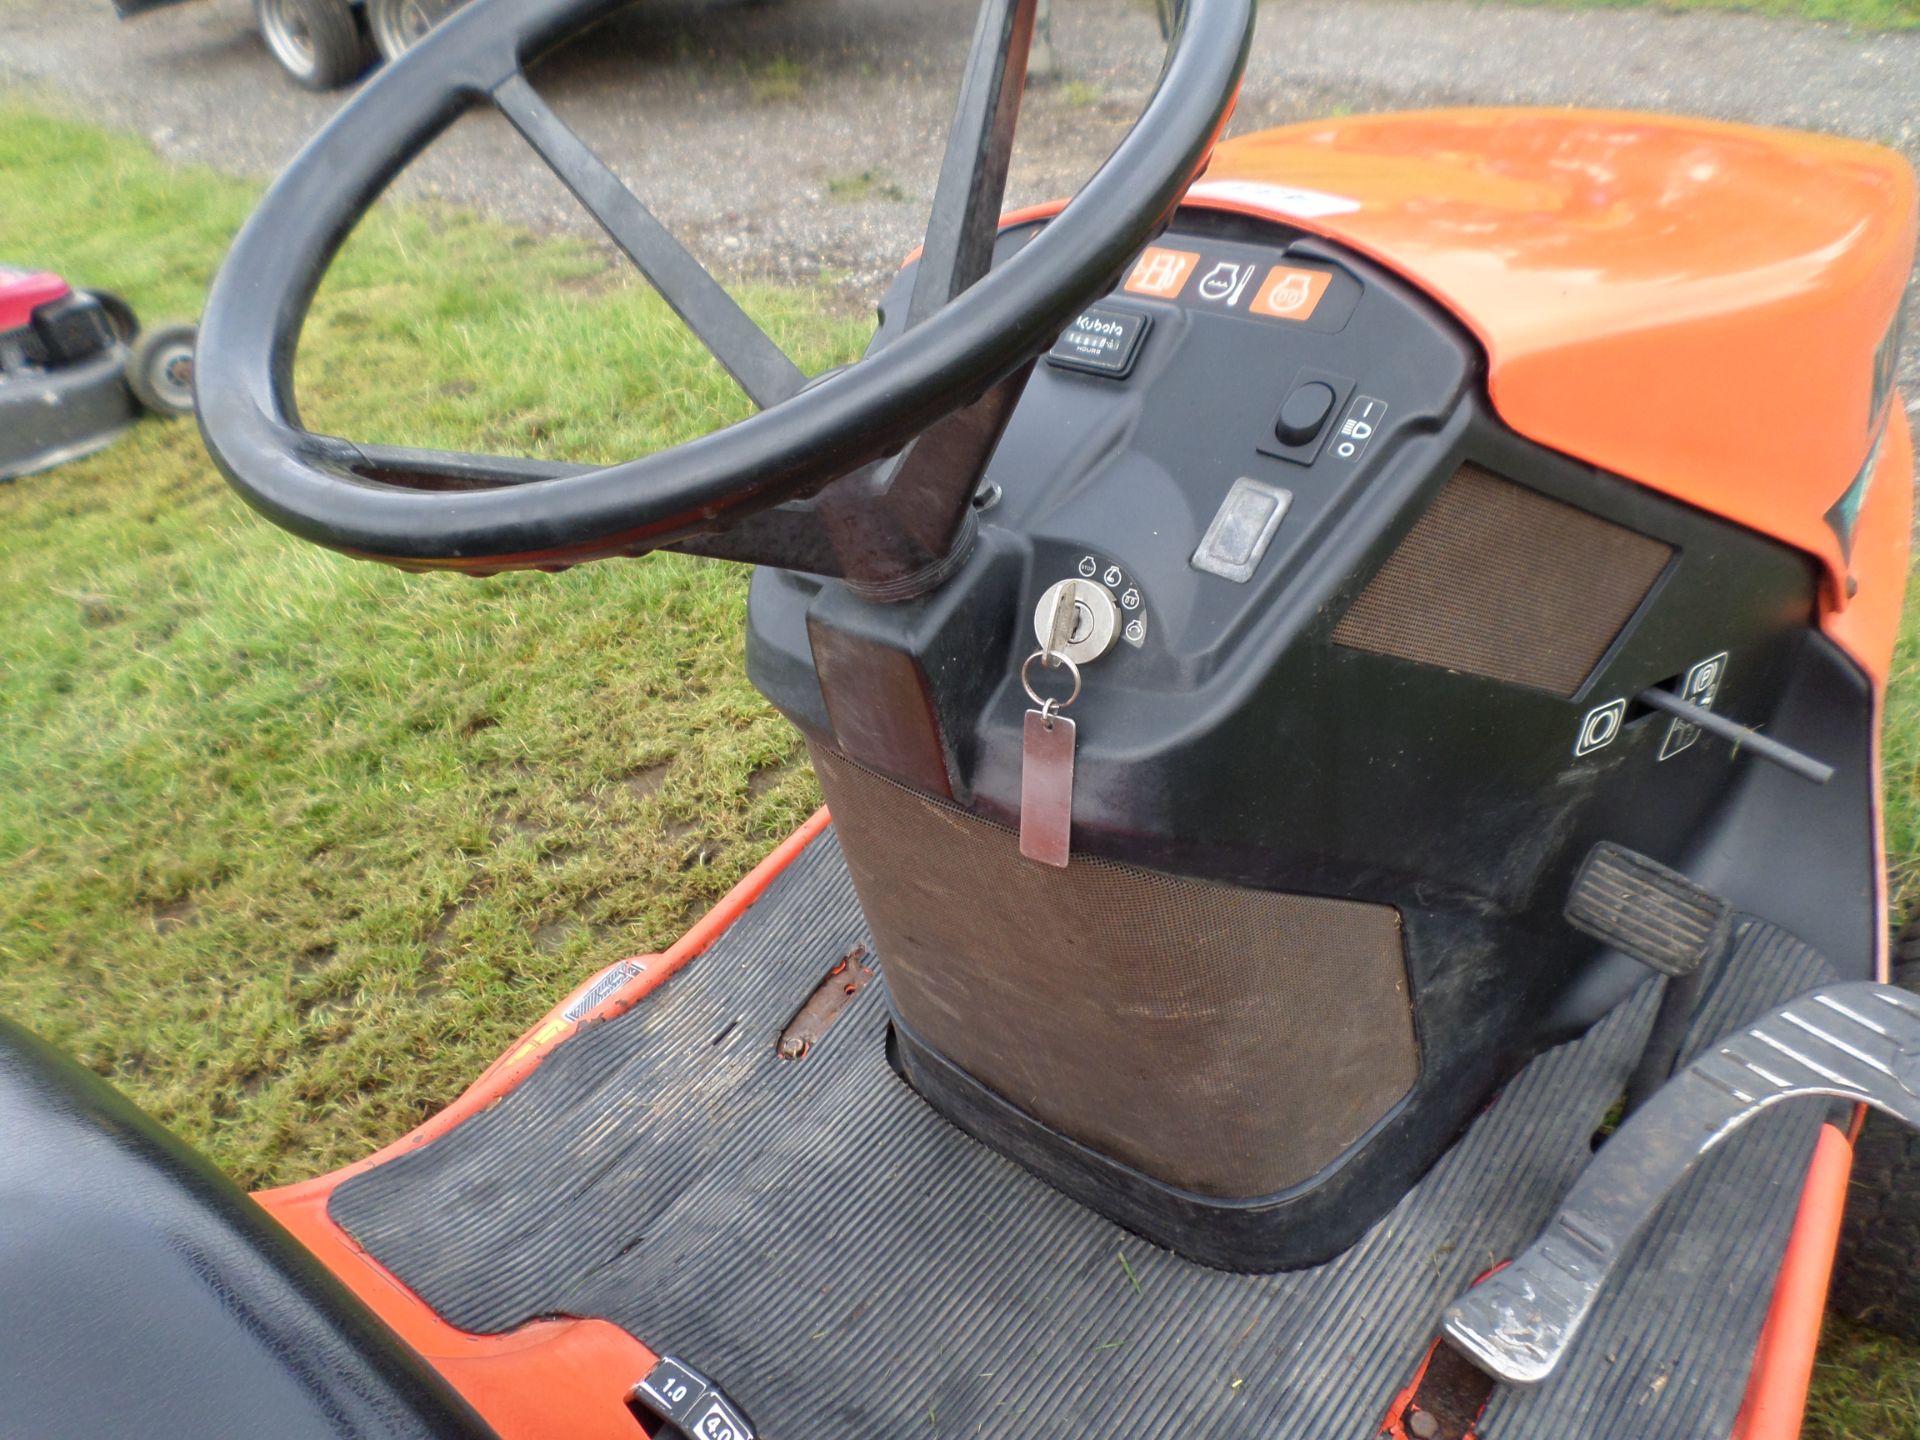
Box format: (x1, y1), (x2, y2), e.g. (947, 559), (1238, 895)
(746, 210), (1866, 1270)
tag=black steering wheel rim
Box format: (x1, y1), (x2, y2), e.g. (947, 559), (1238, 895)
(196, 0), (1255, 572)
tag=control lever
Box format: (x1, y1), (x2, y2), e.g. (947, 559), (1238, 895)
(632, 1355), (758, 1440)
(1442, 981), (1920, 1385)
(1635, 687), (1834, 785)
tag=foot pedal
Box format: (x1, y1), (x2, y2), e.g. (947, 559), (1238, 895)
(1564, 842), (1731, 977)
(1442, 981), (1920, 1385)
(632, 1356), (758, 1440)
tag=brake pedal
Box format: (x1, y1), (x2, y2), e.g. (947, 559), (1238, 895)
(1564, 842), (1731, 977)
(1443, 981), (1920, 1386)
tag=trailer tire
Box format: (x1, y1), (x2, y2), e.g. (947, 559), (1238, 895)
(1829, 923), (1920, 1340)
(254, 0), (369, 91)
(368, 0), (461, 64)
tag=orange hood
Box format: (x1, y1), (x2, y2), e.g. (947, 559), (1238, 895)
(1186, 109), (1915, 654)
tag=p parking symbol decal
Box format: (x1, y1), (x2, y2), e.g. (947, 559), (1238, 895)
(1659, 652), (1727, 761)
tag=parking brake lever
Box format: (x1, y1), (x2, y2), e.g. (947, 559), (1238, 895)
(1442, 981), (1920, 1385)
(1634, 687), (1834, 785)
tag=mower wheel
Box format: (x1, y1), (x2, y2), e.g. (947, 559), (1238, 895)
(254, 0), (369, 91)
(368, 0), (461, 64)
(127, 323), (198, 419)
(1829, 927), (1920, 1340)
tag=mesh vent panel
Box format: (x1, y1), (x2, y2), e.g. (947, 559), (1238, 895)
(1332, 465), (1672, 696)
(812, 745), (1418, 1200)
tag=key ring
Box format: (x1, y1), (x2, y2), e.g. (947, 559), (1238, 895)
(1021, 649), (1082, 712)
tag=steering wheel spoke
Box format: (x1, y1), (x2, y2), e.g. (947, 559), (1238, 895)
(198, 0), (1253, 576)
(491, 70), (806, 410)
(907, 0), (1038, 328)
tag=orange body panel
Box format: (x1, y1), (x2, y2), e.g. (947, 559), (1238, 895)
(268, 1182), (659, 1440)
(1184, 109), (1916, 679)
(1732, 1124), (1857, 1440)
(254, 809), (834, 1437)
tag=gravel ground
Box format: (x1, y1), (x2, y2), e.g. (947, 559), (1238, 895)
(3, 0), (1917, 295)
(2, 0), (1916, 448)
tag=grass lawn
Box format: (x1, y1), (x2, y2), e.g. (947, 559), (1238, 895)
(0, 97), (867, 1185)
(1468, 0), (1920, 27)
(2, 99), (1918, 1437)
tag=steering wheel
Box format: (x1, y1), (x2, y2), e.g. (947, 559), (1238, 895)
(197, 0), (1254, 582)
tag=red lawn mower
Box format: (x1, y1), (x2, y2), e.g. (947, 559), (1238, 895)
(0, 267), (196, 480)
(5, 2), (1918, 1438)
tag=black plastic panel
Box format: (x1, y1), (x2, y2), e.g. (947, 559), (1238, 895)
(747, 209), (1877, 1263)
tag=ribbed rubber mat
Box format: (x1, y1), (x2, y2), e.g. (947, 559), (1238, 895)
(1479, 922), (1830, 1439)
(331, 830), (1830, 1440)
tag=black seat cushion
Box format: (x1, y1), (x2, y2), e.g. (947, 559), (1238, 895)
(0, 1017), (499, 1440)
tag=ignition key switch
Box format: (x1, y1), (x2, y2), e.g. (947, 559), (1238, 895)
(1033, 578), (1122, 665)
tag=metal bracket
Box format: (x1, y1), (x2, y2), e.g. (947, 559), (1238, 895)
(1443, 981), (1920, 1386)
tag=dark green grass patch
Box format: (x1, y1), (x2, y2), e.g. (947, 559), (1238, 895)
(0, 99), (863, 1186)
(1814, 1316), (1920, 1439)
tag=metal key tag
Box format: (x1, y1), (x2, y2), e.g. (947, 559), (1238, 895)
(1019, 649), (1081, 868)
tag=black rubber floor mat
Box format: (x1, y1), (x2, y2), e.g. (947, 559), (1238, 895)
(331, 830), (1832, 1440)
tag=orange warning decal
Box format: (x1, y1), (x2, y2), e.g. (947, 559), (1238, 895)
(1124, 247), (1201, 300)
(1251, 266), (1333, 322)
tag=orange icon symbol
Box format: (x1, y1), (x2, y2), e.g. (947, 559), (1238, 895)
(1125, 246), (1201, 300)
(1251, 266), (1333, 322)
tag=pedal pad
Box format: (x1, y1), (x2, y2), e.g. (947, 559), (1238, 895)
(632, 1356), (758, 1440)
(1564, 842), (1731, 977)
(1443, 981), (1920, 1385)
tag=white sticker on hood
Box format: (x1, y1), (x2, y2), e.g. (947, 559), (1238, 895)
(1186, 180), (1363, 219)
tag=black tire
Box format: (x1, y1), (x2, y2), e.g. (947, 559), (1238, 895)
(1829, 922), (1920, 1340)
(126, 323), (198, 419)
(367, 0), (461, 64)
(253, 0), (370, 91)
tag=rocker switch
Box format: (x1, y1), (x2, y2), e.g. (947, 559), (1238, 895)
(1276, 381), (1336, 446)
